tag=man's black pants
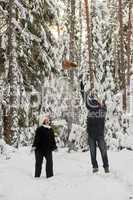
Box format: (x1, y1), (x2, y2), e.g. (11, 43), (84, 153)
(35, 150), (53, 178)
(88, 136), (109, 169)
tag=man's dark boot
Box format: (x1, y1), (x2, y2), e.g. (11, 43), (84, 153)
(104, 167), (110, 173)
(93, 168), (99, 173)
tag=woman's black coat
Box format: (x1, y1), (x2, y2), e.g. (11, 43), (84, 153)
(32, 125), (57, 153)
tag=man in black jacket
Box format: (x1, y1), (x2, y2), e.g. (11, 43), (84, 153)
(80, 81), (109, 173)
(32, 116), (57, 178)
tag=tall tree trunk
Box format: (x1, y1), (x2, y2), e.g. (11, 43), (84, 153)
(0, 78), (3, 139)
(6, 0), (19, 147)
(69, 0), (76, 61)
(78, 0), (82, 70)
(127, 0), (132, 90)
(69, 0), (76, 82)
(118, 0), (127, 111)
(84, 0), (94, 90)
(66, 0), (76, 143)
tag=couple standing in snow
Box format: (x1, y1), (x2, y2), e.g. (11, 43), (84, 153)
(32, 81), (109, 178)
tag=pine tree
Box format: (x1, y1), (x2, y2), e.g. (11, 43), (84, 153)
(0, 0), (60, 146)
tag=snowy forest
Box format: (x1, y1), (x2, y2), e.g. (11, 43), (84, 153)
(0, 0), (133, 151)
(0, 0), (133, 200)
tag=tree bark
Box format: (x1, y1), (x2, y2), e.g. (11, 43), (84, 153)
(69, 0), (76, 61)
(78, 0), (82, 69)
(118, 0), (127, 111)
(0, 78), (3, 139)
(6, 0), (19, 146)
(84, 0), (94, 90)
(69, 0), (76, 82)
(127, 0), (132, 89)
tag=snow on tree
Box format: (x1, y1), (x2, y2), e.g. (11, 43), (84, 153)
(0, 0), (133, 150)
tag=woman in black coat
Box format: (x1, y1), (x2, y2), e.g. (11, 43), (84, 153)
(32, 117), (57, 178)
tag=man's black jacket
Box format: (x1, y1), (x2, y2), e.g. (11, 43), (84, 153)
(86, 98), (107, 138)
(80, 81), (107, 138)
(32, 125), (57, 153)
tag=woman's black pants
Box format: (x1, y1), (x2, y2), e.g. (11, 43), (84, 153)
(35, 150), (53, 178)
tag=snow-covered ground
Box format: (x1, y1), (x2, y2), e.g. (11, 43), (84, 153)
(0, 148), (133, 200)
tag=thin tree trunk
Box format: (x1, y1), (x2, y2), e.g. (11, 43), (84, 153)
(66, 0), (76, 144)
(118, 0), (126, 111)
(69, 0), (75, 139)
(0, 78), (3, 139)
(78, 0), (82, 69)
(69, 0), (76, 61)
(6, 0), (19, 146)
(84, 0), (94, 90)
(127, 0), (132, 89)
(69, 0), (76, 82)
